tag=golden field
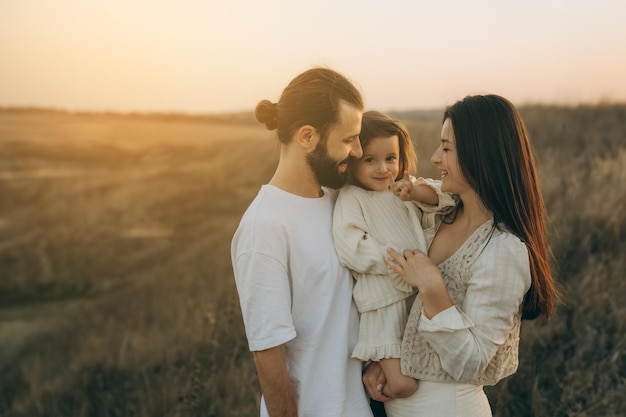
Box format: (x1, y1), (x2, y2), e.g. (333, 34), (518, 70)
(0, 106), (624, 416)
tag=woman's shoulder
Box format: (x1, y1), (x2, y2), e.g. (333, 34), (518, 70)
(470, 225), (532, 299)
(492, 225), (526, 249)
(475, 226), (530, 276)
(480, 226), (528, 257)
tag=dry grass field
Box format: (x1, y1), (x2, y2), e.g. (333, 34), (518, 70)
(0, 105), (624, 416)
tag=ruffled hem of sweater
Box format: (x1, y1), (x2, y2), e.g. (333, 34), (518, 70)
(352, 343), (402, 362)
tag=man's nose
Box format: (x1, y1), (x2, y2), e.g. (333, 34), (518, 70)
(351, 140), (363, 159)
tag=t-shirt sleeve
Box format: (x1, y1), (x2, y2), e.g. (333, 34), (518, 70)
(233, 250), (296, 351)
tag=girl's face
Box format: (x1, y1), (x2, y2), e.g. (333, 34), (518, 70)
(431, 118), (469, 195)
(353, 135), (400, 191)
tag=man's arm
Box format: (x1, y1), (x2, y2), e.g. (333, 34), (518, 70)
(253, 344), (298, 417)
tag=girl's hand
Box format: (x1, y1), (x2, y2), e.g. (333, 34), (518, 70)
(362, 362), (391, 403)
(390, 171), (415, 201)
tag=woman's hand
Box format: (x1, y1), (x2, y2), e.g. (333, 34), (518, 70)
(385, 248), (441, 289)
(362, 362), (392, 403)
(385, 248), (453, 319)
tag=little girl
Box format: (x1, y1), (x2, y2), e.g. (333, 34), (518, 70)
(333, 111), (455, 399)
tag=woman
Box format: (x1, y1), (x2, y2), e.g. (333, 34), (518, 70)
(363, 94), (561, 417)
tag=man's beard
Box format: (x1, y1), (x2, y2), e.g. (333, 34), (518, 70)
(306, 141), (349, 189)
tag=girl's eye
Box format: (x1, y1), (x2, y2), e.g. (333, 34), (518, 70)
(364, 158), (374, 163)
(386, 156), (397, 162)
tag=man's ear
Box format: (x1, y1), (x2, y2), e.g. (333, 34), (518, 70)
(296, 125), (318, 150)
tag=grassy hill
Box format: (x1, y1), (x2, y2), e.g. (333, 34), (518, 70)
(0, 105), (624, 416)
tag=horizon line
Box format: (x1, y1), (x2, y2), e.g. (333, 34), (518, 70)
(2, 99), (626, 119)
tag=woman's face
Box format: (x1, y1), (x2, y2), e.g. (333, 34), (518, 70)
(353, 135), (400, 191)
(431, 118), (469, 195)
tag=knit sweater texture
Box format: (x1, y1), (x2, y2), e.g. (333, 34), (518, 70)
(400, 220), (531, 386)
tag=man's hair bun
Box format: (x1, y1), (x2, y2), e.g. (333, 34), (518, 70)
(255, 100), (278, 130)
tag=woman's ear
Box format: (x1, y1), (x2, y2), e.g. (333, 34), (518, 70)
(296, 125), (318, 150)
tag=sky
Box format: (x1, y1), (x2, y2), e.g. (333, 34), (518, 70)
(1, 0), (625, 114)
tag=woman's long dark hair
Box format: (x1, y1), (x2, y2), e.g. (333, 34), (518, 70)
(444, 95), (561, 320)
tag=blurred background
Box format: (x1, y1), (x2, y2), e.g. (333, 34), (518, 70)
(1, 1), (624, 416)
(3, 0), (626, 113)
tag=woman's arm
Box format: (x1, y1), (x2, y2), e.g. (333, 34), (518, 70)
(420, 235), (530, 382)
(386, 233), (531, 382)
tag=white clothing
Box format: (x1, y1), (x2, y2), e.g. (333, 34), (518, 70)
(400, 220), (531, 386)
(333, 182), (454, 361)
(387, 220), (532, 417)
(384, 381), (491, 417)
(231, 185), (372, 417)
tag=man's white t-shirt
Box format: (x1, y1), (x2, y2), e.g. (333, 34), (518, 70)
(231, 185), (372, 417)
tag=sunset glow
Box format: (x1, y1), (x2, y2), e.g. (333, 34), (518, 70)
(2, 0), (625, 113)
